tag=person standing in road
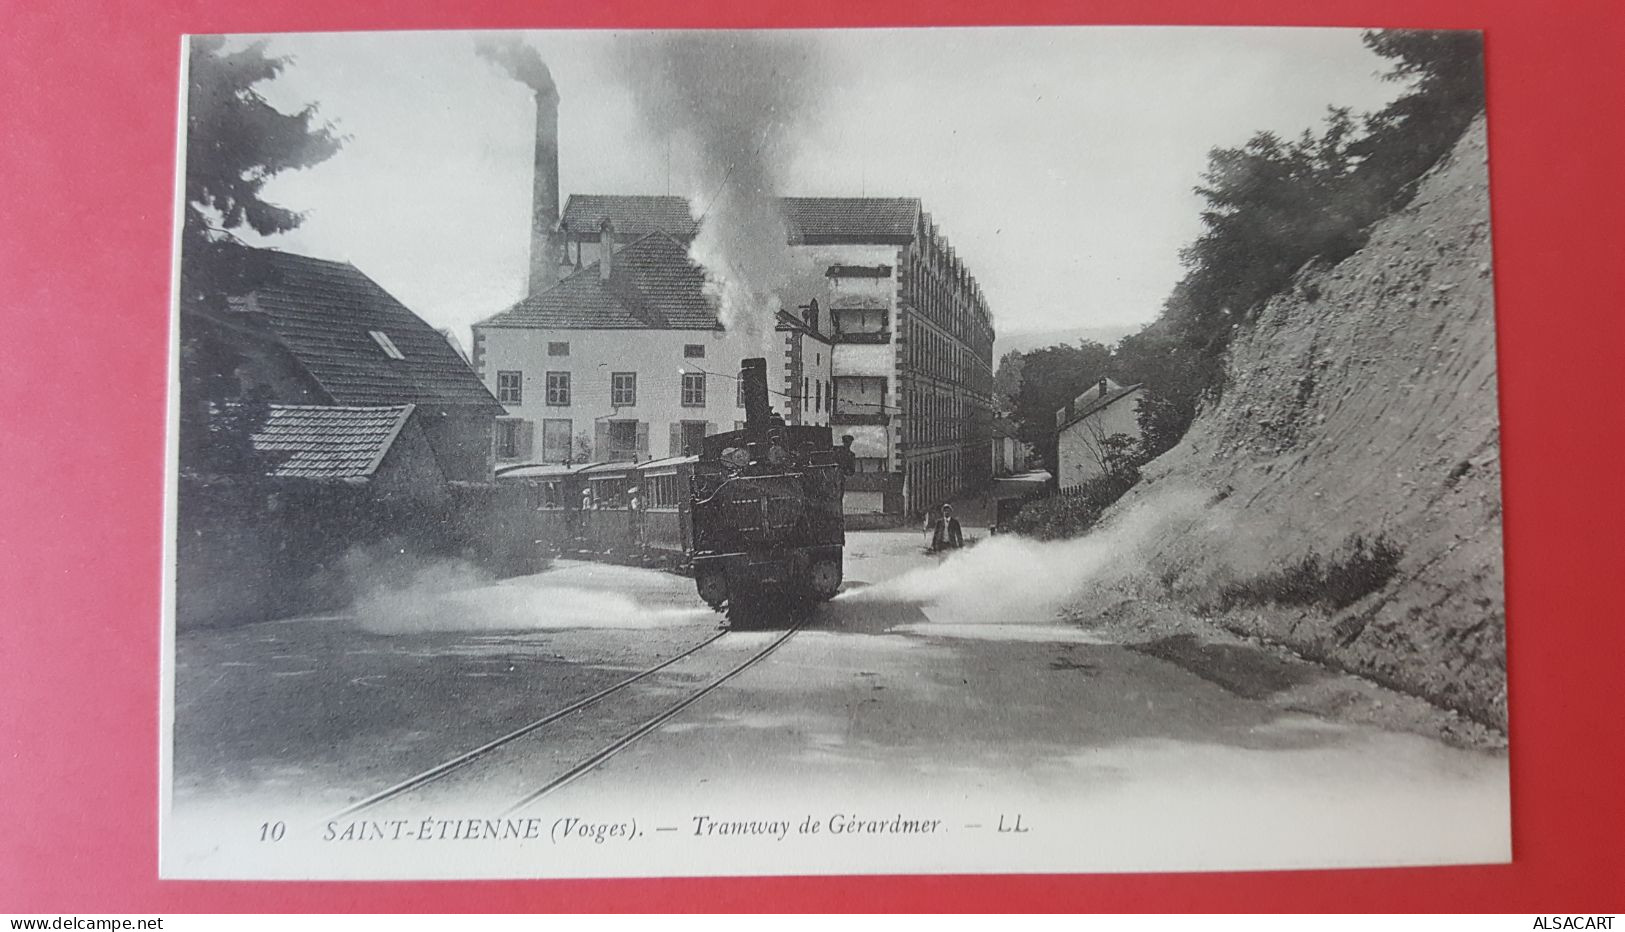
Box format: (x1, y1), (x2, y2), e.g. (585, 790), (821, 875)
(929, 503), (964, 552)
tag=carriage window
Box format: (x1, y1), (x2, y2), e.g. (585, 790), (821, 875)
(645, 474), (680, 509)
(591, 478), (630, 508)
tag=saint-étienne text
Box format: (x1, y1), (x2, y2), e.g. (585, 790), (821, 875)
(323, 818), (544, 842)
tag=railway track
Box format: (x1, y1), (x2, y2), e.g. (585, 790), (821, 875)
(327, 621), (804, 821)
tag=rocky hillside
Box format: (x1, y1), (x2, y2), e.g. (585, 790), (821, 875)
(1118, 114), (1506, 728)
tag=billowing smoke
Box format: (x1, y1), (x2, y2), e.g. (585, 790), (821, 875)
(475, 34), (557, 98)
(339, 545), (711, 634)
(617, 32), (826, 352)
(842, 489), (1213, 625)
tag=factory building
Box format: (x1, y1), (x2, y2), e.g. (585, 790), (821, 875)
(470, 59), (995, 524)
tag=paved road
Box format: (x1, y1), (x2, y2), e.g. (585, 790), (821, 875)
(167, 529), (1509, 878)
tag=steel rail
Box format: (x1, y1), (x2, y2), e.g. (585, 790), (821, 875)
(327, 629), (730, 820)
(501, 620), (804, 815)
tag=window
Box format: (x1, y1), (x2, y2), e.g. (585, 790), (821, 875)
(736, 377), (745, 408)
(496, 420), (520, 460)
(545, 371), (570, 406)
(368, 330), (405, 360)
(611, 372), (636, 407)
(646, 473), (681, 509)
(547, 341), (569, 356)
(608, 420), (638, 461)
(803, 377), (809, 406)
(683, 344), (705, 359)
(541, 418), (572, 463)
(681, 372), (706, 406)
(495, 419), (531, 460)
(815, 379), (822, 412)
(680, 420), (707, 456)
(832, 307), (888, 337)
(497, 370), (522, 404)
(833, 376), (887, 416)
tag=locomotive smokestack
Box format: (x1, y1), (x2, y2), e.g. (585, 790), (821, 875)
(740, 357), (772, 428)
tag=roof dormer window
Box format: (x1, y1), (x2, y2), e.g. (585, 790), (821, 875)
(368, 330), (405, 360)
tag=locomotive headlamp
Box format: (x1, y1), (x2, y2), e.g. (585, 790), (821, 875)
(722, 446), (751, 469)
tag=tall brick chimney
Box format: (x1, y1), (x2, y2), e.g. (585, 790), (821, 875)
(528, 81), (561, 296)
(474, 38), (561, 297)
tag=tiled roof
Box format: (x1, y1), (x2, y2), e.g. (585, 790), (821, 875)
(479, 231), (720, 330)
(560, 195), (922, 244)
(780, 197), (921, 242)
(251, 404), (414, 480)
(234, 247), (501, 411)
(562, 194), (699, 240)
(1058, 383), (1144, 432)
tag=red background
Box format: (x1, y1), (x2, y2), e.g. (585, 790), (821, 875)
(3, 0), (1622, 913)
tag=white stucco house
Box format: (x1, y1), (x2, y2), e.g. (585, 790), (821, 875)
(471, 229), (833, 466)
(1055, 378), (1145, 490)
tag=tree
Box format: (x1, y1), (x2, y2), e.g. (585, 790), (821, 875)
(178, 37), (342, 476)
(180, 36), (342, 310)
(992, 349), (1024, 416)
(1080, 28), (1486, 466)
(1007, 340), (1116, 474)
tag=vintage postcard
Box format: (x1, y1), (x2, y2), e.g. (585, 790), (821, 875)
(163, 26), (1510, 879)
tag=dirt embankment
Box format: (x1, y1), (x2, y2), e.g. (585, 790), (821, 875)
(1109, 114), (1507, 729)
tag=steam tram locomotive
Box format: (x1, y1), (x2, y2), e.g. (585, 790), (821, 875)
(495, 358), (846, 624)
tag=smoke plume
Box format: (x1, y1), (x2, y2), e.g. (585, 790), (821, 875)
(843, 489), (1213, 625)
(475, 34), (557, 99)
(617, 32), (826, 351)
(340, 546), (711, 634)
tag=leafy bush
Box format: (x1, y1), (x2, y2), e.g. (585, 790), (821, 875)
(1005, 466), (1142, 540)
(1215, 533), (1403, 613)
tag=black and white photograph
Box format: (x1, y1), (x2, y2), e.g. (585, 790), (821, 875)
(164, 26), (1509, 879)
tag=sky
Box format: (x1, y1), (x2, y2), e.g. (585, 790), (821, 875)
(228, 27), (1404, 347)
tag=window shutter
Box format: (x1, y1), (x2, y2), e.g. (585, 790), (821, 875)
(635, 421), (650, 460)
(594, 421), (608, 462)
(516, 420), (535, 459)
(668, 423), (682, 457)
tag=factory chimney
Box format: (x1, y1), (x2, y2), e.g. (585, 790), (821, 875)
(525, 81), (561, 295)
(476, 36), (561, 296)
